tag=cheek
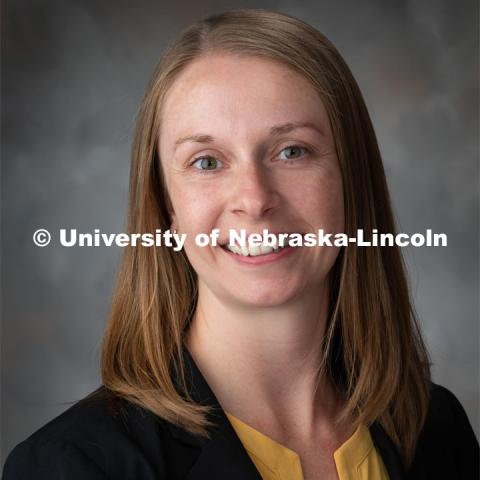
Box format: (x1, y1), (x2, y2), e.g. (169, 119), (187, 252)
(168, 181), (221, 247)
(289, 168), (344, 232)
(169, 180), (202, 227)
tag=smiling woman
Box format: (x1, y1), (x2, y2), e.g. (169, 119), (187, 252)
(3, 9), (478, 480)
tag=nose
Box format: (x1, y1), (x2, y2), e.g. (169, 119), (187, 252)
(229, 161), (281, 220)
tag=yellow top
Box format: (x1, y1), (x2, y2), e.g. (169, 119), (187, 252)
(225, 412), (389, 480)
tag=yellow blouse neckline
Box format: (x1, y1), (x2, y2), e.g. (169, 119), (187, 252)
(225, 411), (374, 474)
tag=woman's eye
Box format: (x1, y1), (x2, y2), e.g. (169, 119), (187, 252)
(191, 156), (222, 171)
(278, 145), (308, 161)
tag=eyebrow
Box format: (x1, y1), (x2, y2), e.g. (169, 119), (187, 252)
(173, 121), (325, 150)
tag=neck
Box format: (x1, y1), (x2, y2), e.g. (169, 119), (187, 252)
(185, 280), (342, 438)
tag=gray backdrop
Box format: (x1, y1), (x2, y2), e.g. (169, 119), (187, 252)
(2, 0), (478, 465)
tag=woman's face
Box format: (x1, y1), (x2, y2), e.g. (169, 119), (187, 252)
(158, 53), (344, 307)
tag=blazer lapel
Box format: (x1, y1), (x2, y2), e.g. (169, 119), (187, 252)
(369, 422), (408, 480)
(167, 345), (262, 480)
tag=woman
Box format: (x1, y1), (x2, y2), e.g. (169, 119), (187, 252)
(3, 9), (478, 480)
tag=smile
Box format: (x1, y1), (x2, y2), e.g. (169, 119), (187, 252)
(219, 230), (307, 256)
(219, 243), (299, 265)
(222, 243), (289, 257)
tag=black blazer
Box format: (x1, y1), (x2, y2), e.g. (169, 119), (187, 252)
(3, 346), (479, 479)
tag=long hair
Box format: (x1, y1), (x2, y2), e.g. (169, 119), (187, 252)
(101, 9), (431, 467)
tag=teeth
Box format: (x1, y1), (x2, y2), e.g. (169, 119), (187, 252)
(260, 244), (273, 254)
(226, 243), (285, 257)
(222, 232), (304, 256)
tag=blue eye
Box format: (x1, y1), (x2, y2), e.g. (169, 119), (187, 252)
(192, 156), (222, 171)
(279, 145), (308, 161)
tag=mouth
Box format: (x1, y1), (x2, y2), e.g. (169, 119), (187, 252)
(220, 243), (288, 257)
(219, 232), (305, 258)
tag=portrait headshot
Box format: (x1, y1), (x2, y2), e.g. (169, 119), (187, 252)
(2, 1), (479, 479)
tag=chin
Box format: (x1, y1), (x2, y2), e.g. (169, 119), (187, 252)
(228, 283), (304, 308)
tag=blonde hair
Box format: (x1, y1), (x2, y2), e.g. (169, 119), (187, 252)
(101, 9), (431, 467)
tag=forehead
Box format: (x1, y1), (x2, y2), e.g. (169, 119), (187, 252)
(160, 53), (331, 143)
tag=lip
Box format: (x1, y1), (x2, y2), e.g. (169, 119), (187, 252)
(218, 231), (306, 248)
(219, 244), (299, 265)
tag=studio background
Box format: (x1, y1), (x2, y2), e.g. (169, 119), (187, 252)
(2, 0), (478, 465)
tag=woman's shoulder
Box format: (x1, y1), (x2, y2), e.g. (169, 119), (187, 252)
(409, 382), (479, 477)
(2, 387), (169, 480)
(424, 382), (477, 435)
